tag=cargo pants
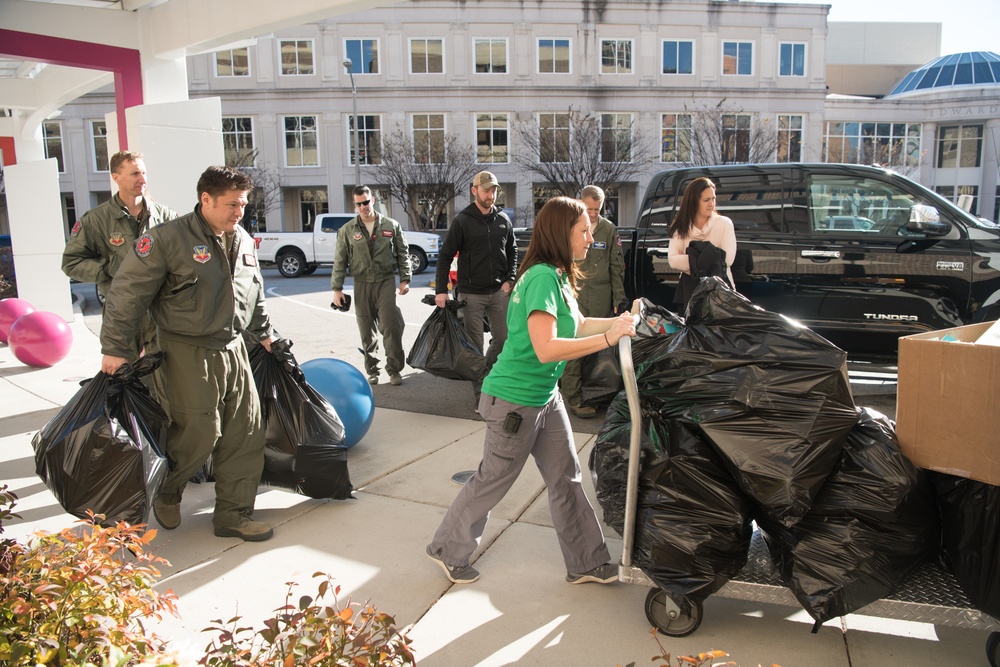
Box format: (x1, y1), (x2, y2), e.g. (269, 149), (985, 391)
(461, 289), (509, 403)
(428, 392), (610, 574)
(156, 336), (265, 530)
(355, 278), (405, 376)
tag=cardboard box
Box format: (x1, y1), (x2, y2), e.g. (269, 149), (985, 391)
(896, 321), (1000, 486)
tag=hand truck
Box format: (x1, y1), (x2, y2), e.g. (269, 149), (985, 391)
(614, 335), (1000, 665)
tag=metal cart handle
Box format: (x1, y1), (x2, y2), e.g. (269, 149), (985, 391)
(618, 334), (643, 570)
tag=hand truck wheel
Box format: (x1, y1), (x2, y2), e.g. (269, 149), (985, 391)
(644, 587), (703, 637)
(986, 631), (1000, 667)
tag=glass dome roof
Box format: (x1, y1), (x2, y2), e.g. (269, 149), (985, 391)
(887, 51), (1000, 97)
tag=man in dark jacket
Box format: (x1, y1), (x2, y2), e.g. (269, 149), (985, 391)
(434, 171), (517, 411)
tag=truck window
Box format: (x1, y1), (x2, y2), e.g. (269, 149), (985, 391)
(683, 173), (787, 234)
(807, 175), (924, 236)
(320, 216), (350, 233)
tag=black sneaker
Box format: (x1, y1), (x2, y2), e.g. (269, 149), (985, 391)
(566, 563), (618, 584)
(426, 545), (480, 584)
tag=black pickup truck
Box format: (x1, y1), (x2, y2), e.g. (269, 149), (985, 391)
(517, 164), (1000, 356)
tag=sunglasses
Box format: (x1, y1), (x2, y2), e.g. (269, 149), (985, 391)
(354, 199), (372, 207)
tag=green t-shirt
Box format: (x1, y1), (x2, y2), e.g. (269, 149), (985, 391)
(482, 263), (580, 407)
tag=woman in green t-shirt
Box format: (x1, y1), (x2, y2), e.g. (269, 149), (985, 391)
(427, 196), (637, 585)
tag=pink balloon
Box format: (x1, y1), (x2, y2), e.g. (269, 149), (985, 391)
(7, 311), (73, 368)
(0, 298), (36, 344)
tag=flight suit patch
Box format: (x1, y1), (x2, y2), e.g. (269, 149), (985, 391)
(592, 241), (607, 250)
(135, 234), (154, 257)
(193, 245), (211, 263)
(243, 254), (257, 267)
(70, 221), (82, 237)
(381, 230), (394, 237)
(109, 233), (125, 246)
(353, 232), (364, 241)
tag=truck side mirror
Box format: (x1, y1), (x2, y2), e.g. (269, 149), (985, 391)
(906, 205), (950, 235)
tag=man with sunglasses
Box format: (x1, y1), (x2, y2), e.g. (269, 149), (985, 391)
(331, 186), (412, 386)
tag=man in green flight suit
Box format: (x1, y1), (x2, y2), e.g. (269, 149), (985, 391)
(62, 151), (179, 387)
(562, 185), (626, 419)
(100, 166), (277, 542)
(331, 185), (412, 386)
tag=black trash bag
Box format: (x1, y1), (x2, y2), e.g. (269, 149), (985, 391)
(634, 279), (857, 528)
(932, 473), (1000, 619)
(248, 338), (353, 500)
(580, 345), (622, 408)
(32, 354), (169, 527)
(407, 298), (487, 382)
(591, 392), (753, 609)
(758, 407), (939, 627)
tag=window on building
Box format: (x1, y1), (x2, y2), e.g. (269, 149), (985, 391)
(660, 113), (692, 162)
(937, 125), (983, 169)
(348, 114), (382, 166)
(215, 48), (250, 77)
(777, 114), (803, 162)
(477, 113), (508, 163)
(299, 188), (329, 233)
(779, 43), (806, 77)
(662, 40), (693, 75)
(43, 121), (64, 173)
(222, 117), (255, 166)
(538, 38), (570, 73)
(601, 39), (633, 74)
(412, 113), (446, 164)
(474, 38), (507, 73)
(722, 41), (753, 76)
(64, 194), (77, 237)
(91, 121), (109, 172)
(532, 185), (564, 218)
(935, 185), (980, 215)
(824, 121), (922, 168)
(410, 38), (444, 74)
(279, 40), (314, 76)
(346, 39), (380, 75)
(284, 115), (319, 167)
(601, 113), (632, 162)
(722, 114), (752, 163)
(539, 112), (570, 163)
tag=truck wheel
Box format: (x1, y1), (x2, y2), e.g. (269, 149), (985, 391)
(277, 250), (306, 278)
(409, 246), (428, 275)
(302, 265), (318, 276)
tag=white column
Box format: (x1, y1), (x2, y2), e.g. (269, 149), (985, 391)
(109, 97), (226, 214)
(5, 159), (74, 320)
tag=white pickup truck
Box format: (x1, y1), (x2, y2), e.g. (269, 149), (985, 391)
(255, 213), (441, 278)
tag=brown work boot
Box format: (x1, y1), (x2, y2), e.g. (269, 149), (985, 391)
(568, 402), (597, 419)
(152, 498), (181, 530)
(214, 518), (274, 542)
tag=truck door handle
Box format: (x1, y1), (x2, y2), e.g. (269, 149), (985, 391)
(801, 249), (841, 259)
(647, 247), (670, 257)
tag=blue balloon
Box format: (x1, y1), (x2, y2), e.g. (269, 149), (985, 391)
(300, 358), (375, 449)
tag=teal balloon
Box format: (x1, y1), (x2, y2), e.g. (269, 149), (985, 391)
(300, 358), (374, 449)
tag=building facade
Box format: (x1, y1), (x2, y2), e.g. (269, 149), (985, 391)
(37, 0), (1000, 236)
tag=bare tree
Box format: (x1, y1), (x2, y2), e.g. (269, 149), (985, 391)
(511, 106), (654, 199)
(682, 99), (779, 166)
(227, 149), (284, 234)
(366, 129), (480, 232)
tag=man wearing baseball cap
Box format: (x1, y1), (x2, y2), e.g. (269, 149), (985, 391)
(435, 171), (518, 412)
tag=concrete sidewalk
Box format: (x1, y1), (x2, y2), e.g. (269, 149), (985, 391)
(0, 303), (993, 666)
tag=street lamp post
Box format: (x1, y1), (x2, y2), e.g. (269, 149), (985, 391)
(343, 60), (361, 187)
